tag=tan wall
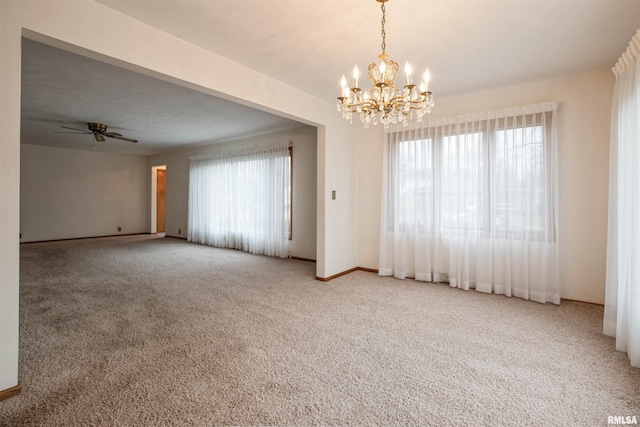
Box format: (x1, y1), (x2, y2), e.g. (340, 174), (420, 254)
(20, 145), (149, 242)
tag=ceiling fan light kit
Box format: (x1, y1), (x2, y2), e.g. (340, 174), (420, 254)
(337, 0), (434, 128)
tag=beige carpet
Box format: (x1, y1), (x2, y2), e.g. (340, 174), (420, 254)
(1, 234), (638, 426)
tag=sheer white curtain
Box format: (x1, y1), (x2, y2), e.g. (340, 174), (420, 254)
(379, 102), (559, 304)
(604, 30), (640, 368)
(188, 144), (291, 258)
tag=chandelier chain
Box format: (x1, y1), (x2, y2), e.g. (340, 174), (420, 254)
(381, 1), (386, 55)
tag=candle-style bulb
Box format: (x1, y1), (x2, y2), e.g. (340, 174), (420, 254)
(423, 68), (431, 92)
(405, 62), (413, 85)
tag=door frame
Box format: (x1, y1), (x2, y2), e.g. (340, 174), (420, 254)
(151, 165), (166, 234)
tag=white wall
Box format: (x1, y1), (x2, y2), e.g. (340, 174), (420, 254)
(0, 2), (22, 393)
(357, 69), (615, 305)
(147, 126), (318, 260)
(20, 144), (148, 242)
(290, 129), (318, 260)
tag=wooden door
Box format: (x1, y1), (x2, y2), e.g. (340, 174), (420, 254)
(157, 169), (166, 233)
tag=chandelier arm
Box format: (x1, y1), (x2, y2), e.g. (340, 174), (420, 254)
(344, 98), (379, 111)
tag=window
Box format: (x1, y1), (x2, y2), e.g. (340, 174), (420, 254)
(379, 102), (559, 303)
(391, 111), (554, 241)
(188, 144), (292, 258)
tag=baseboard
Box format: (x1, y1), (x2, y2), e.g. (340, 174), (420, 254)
(560, 298), (604, 307)
(316, 267), (378, 282)
(356, 267), (378, 274)
(20, 233), (150, 244)
(290, 256), (316, 263)
(0, 385), (21, 401)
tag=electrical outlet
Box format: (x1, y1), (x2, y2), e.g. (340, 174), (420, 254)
(118, 227), (121, 232)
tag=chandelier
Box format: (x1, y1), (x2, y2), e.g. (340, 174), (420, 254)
(337, 0), (434, 128)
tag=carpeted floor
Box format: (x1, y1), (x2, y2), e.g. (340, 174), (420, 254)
(1, 234), (638, 426)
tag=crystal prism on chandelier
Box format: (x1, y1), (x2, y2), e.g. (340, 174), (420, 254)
(337, 0), (434, 128)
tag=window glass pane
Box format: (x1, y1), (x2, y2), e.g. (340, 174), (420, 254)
(493, 124), (544, 233)
(397, 139), (432, 231)
(441, 132), (483, 232)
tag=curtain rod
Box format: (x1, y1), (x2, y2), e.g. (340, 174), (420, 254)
(189, 142), (292, 161)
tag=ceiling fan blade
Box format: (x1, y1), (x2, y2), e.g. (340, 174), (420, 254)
(94, 133), (106, 142)
(53, 131), (92, 134)
(59, 125), (90, 133)
(104, 132), (123, 137)
(106, 134), (138, 143)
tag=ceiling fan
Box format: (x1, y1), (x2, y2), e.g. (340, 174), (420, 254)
(55, 122), (138, 143)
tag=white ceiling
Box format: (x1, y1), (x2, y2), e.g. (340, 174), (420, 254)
(20, 39), (305, 156)
(21, 0), (640, 155)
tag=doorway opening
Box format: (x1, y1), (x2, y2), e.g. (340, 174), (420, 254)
(151, 165), (166, 235)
